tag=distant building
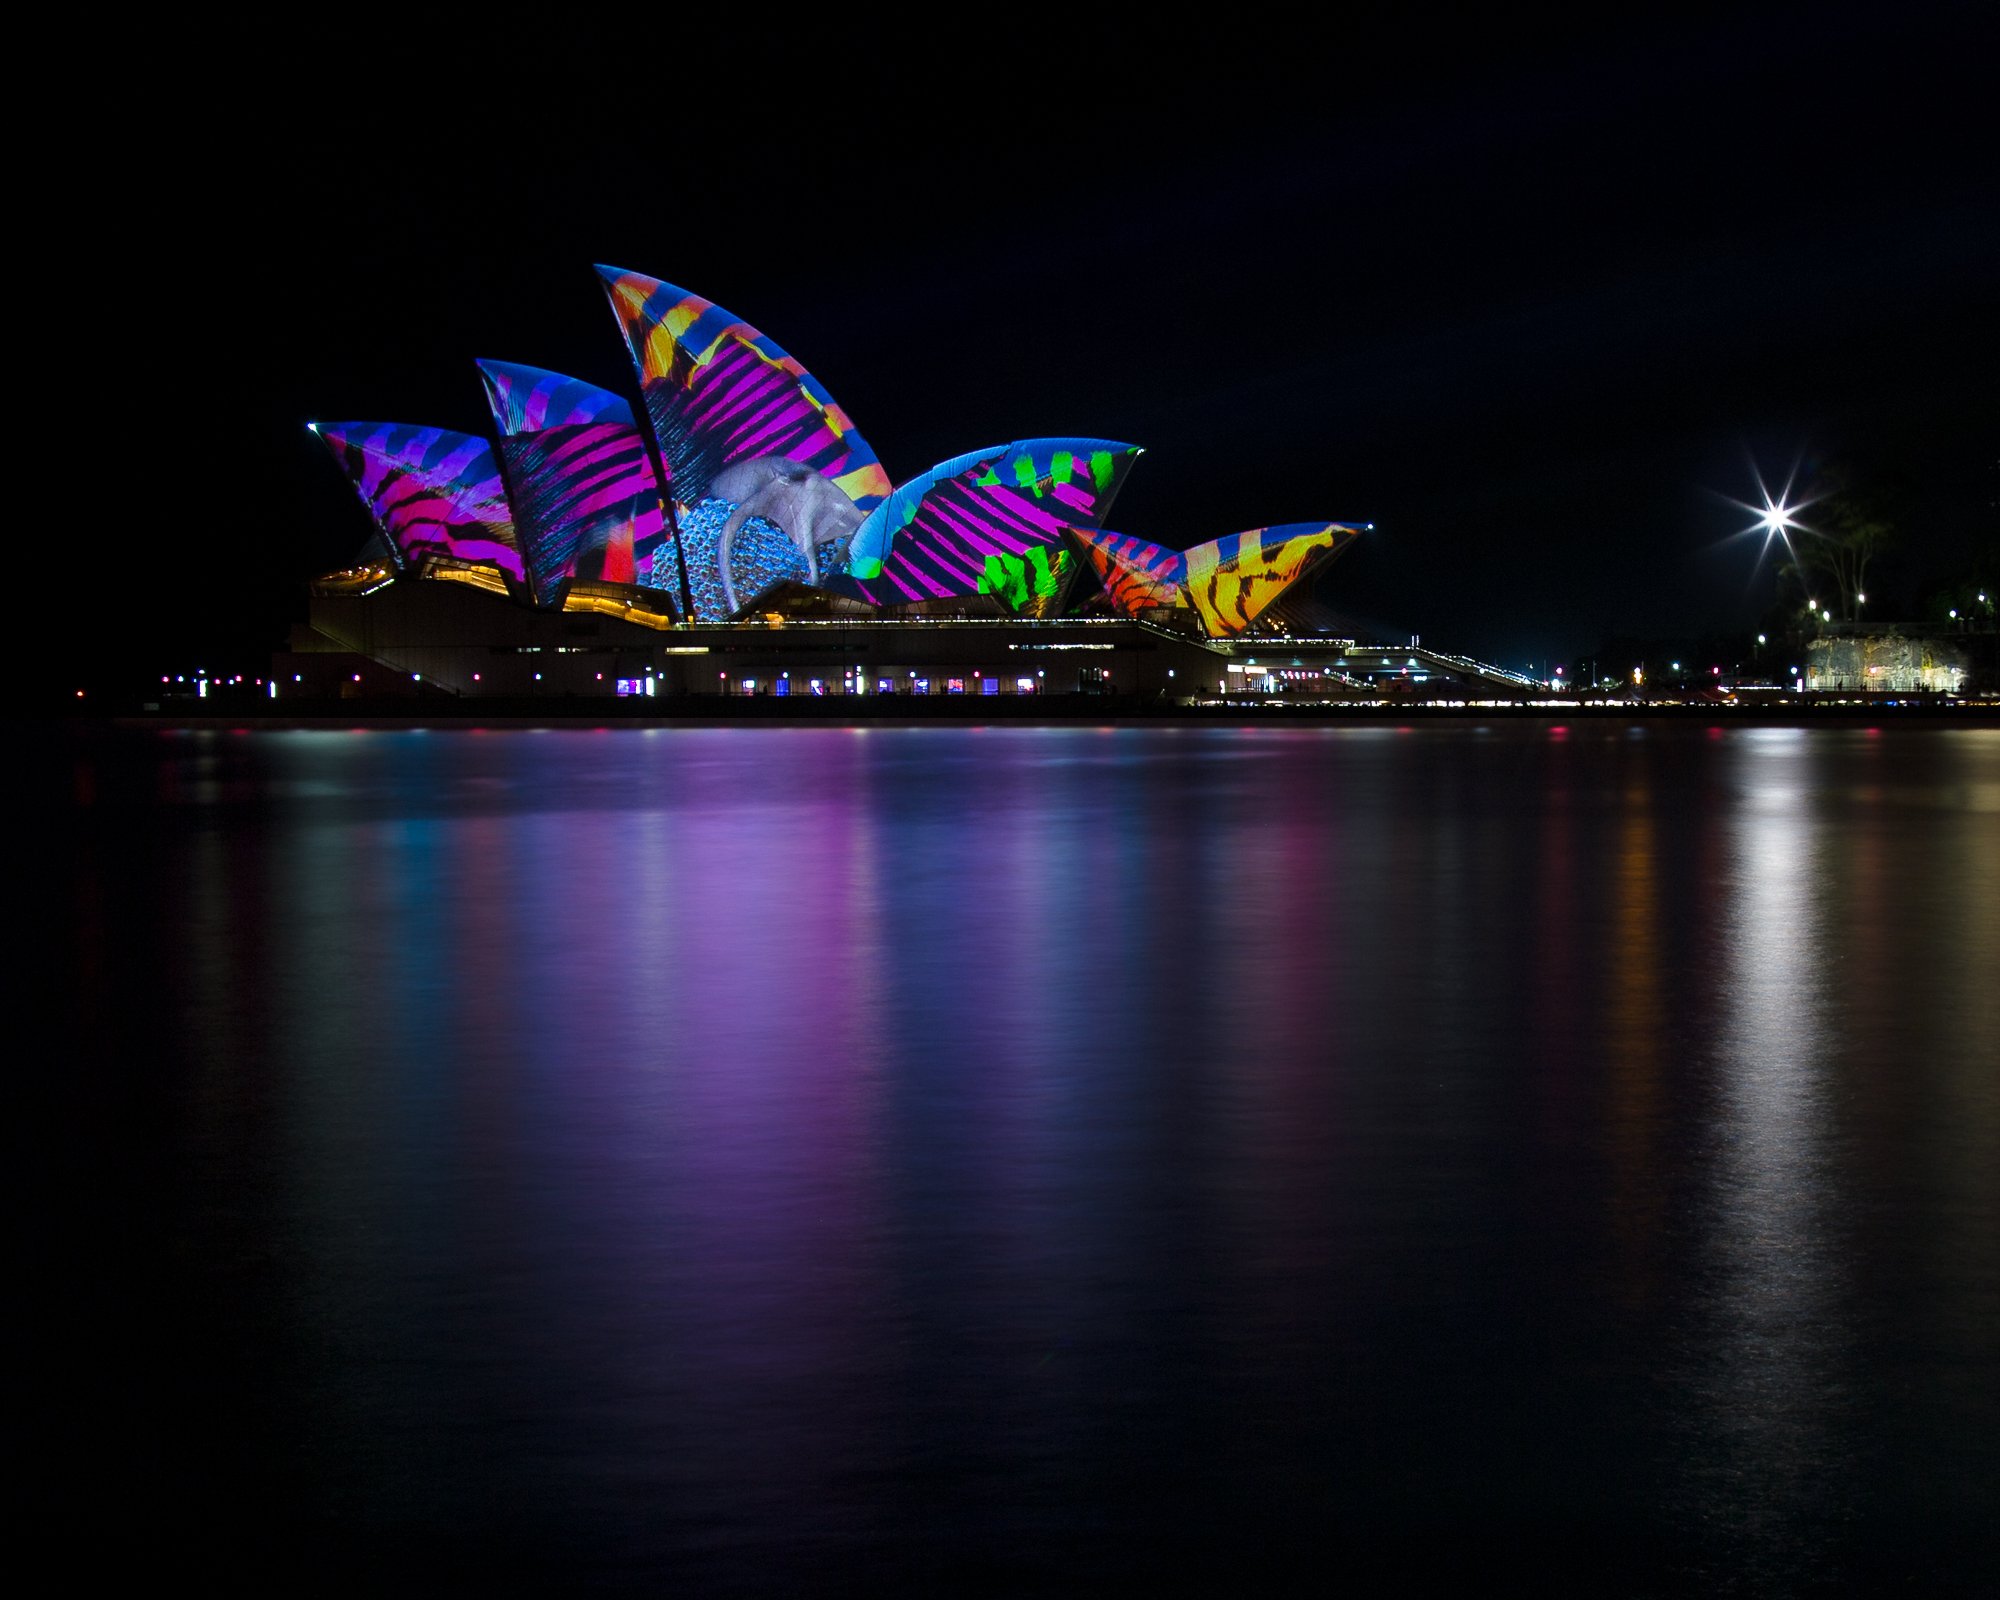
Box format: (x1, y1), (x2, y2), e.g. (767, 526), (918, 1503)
(1805, 627), (1974, 694)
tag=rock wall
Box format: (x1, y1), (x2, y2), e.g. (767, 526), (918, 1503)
(1805, 630), (1971, 693)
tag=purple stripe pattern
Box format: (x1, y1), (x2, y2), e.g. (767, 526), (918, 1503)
(313, 422), (524, 585)
(477, 361), (667, 608)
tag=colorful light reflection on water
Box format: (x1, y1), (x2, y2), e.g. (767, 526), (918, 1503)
(48, 724), (2000, 1591)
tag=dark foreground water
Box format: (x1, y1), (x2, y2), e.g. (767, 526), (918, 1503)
(43, 723), (2000, 1593)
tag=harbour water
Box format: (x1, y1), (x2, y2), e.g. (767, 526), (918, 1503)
(45, 723), (2000, 1592)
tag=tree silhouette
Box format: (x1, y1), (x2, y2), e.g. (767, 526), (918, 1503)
(1787, 461), (1900, 622)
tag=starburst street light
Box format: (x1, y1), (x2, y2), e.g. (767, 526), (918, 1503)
(1758, 497), (1798, 536)
(1723, 460), (1819, 582)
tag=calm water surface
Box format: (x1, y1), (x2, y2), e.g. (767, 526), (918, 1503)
(49, 724), (2000, 1593)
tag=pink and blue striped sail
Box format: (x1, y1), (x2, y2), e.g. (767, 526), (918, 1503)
(829, 439), (1141, 615)
(311, 422), (524, 586)
(596, 266), (892, 514)
(475, 361), (668, 608)
(479, 360), (638, 434)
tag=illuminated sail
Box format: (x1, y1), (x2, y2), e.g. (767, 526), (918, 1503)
(596, 266), (890, 512)
(311, 422), (523, 586)
(833, 439), (1141, 615)
(1068, 521), (1364, 636)
(475, 361), (667, 608)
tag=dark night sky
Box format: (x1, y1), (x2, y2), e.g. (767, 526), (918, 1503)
(81, 5), (1995, 680)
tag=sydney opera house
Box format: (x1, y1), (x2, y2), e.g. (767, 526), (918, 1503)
(285, 266), (1435, 701)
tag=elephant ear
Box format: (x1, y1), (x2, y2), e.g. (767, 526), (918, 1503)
(475, 361), (667, 608)
(596, 265), (890, 514)
(828, 438), (1141, 616)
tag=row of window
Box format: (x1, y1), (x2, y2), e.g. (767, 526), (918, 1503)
(714, 675), (1040, 697)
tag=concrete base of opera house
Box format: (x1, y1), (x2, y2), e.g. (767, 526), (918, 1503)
(271, 575), (1531, 704)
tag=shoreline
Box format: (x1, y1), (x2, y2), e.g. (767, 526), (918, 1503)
(84, 698), (2000, 731)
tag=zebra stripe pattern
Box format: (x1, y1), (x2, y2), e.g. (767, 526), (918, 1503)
(1069, 522), (1364, 636)
(836, 440), (1142, 613)
(597, 266), (890, 514)
(477, 362), (667, 608)
(313, 422), (524, 586)
(1067, 527), (1188, 615)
